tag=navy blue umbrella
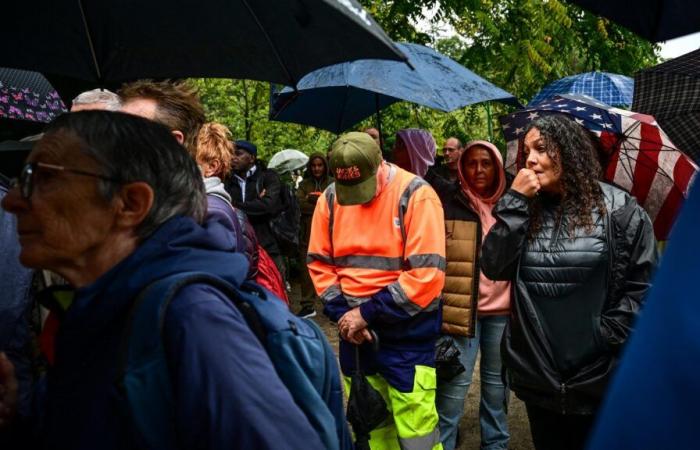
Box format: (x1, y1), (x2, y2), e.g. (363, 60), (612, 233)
(269, 42), (519, 135)
(529, 71), (634, 108)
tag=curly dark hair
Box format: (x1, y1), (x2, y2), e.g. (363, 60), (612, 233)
(522, 114), (606, 237)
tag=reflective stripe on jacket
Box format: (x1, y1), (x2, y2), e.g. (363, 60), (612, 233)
(308, 165), (445, 314)
(308, 165), (446, 391)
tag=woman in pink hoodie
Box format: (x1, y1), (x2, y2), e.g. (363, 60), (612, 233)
(436, 140), (511, 450)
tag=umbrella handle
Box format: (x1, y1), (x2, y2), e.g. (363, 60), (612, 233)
(354, 330), (380, 370)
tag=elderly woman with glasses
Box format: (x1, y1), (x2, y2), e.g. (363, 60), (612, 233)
(0, 111), (324, 450)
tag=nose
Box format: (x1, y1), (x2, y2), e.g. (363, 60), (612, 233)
(1, 185), (29, 214)
(525, 152), (538, 169)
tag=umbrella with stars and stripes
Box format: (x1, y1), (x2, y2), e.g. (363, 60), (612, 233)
(500, 94), (698, 240)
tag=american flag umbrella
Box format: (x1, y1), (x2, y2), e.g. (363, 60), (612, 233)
(500, 94), (698, 240)
(633, 49), (700, 164)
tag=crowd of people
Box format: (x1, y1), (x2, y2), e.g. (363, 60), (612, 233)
(0, 79), (658, 450)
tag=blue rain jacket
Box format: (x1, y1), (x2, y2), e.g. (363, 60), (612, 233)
(35, 215), (324, 450)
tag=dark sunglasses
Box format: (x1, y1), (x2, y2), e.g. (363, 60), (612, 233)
(10, 162), (121, 200)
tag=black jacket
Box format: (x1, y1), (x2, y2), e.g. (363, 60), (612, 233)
(481, 183), (657, 414)
(225, 165), (283, 256)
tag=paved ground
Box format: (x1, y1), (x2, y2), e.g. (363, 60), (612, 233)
(289, 282), (534, 450)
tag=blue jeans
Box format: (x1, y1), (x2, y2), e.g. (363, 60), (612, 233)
(436, 315), (510, 450)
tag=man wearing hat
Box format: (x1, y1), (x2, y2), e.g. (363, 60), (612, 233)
(226, 139), (285, 276)
(308, 132), (446, 449)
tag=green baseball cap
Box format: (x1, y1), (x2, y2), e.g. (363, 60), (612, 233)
(330, 132), (383, 205)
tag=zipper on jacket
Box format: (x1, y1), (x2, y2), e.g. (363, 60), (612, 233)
(550, 213), (563, 250)
(560, 383), (567, 415)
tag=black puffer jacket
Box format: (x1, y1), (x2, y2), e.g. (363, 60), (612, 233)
(481, 182), (657, 414)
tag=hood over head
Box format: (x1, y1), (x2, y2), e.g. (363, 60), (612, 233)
(305, 152), (329, 180)
(396, 129), (435, 177)
(458, 140), (506, 204)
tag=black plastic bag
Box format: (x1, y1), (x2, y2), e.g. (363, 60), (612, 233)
(435, 336), (466, 381)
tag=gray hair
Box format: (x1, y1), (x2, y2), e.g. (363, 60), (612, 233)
(44, 110), (206, 239)
(72, 89), (122, 111)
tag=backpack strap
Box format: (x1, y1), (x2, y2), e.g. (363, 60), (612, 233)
(116, 273), (268, 450)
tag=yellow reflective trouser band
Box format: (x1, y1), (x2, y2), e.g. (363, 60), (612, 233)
(344, 366), (443, 450)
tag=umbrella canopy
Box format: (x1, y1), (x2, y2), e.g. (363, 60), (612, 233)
(268, 149), (309, 174)
(501, 94), (698, 240)
(632, 49), (700, 164)
(566, 0), (700, 42)
(0, 68), (67, 123)
(0, 68), (67, 141)
(0, 140), (33, 179)
(529, 71), (634, 108)
(269, 42), (519, 134)
(3, 0), (406, 87)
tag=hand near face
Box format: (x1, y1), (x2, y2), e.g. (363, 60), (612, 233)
(511, 168), (541, 198)
(338, 308), (371, 344)
(0, 353), (17, 428)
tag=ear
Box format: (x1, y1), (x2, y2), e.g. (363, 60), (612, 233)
(171, 130), (185, 145)
(112, 182), (154, 230)
(209, 159), (222, 174)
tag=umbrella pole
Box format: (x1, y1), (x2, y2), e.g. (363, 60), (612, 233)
(78, 0), (102, 82)
(486, 102), (494, 142)
(375, 94), (385, 153)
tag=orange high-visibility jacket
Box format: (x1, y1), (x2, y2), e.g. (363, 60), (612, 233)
(307, 164), (446, 324)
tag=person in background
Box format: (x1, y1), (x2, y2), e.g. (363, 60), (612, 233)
(225, 140), (286, 279)
(440, 137), (464, 182)
(195, 124), (287, 300)
(392, 128), (436, 178)
(0, 111), (322, 450)
(70, 89), (121, 112)
(436, 140), (511, 450)
(481, 114), (657, 450)
(362, 127), (381, 148)
(119, 79), (205, 155)
(195, 123), (253, 275)
(295, 153), (332, 318)
(425, 137), (464, 199)
(0, 183), (34, 447)
(308, 132), (446, 449)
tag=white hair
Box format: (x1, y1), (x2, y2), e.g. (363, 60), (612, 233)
(71, 89), (122, 111)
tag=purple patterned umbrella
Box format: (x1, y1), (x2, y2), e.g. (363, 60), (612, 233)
(0, 68), (67, 124)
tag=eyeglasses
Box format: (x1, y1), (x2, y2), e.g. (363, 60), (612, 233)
(10, 162), (121, 200)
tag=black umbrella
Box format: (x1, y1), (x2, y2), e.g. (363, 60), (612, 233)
(633, 49), (700, 163)
(3, 0), (406, 87)
(346, 334), (388, 450)
(0, 140), (33, 180)
(566, 0), (700, 42)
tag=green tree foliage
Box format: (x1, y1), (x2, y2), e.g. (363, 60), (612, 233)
(192, 78), (336, 161)
(195, 0), (660, 157)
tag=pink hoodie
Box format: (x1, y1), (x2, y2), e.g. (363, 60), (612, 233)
(457, 140), (511, 316)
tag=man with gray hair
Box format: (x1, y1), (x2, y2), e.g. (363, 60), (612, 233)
(70, 88), (121, 112)
(0, 111), (323, 450)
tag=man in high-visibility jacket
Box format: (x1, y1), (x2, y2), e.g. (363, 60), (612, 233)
(308, 132), (446, 450)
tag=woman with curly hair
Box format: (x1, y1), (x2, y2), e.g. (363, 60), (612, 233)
(481, 114), (657, 450)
